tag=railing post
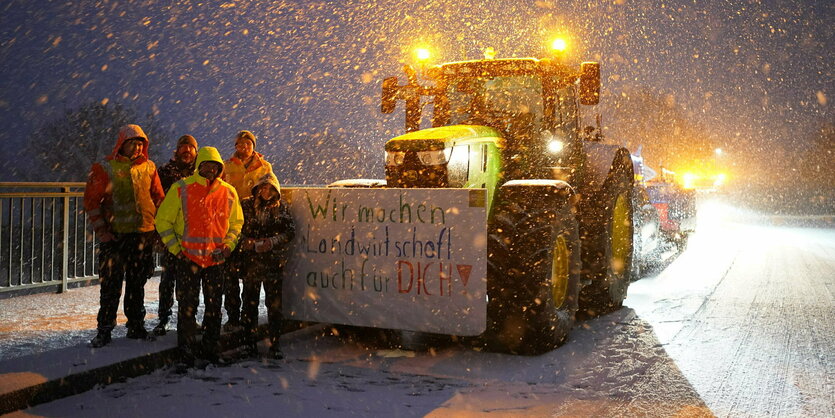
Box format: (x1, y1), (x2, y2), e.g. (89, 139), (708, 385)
(61, 186), (70, 293)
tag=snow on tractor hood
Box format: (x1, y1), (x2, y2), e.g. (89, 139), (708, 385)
(384, 125), (504, 152)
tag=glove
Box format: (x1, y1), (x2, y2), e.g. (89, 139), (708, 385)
(211, 245), (232, 262)
(96, 228), (115, 243)
(152, 233), (166, 253)
(254, 238), (273, 253)
(241, 238), (256, 251)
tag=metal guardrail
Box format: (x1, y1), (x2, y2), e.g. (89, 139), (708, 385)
(0, 182), (97, 294)
(0, 182), (318, 296)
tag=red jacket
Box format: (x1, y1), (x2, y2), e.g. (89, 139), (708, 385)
(83, 125), (165, 234)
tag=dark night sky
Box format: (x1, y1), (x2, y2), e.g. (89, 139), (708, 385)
(0, 0), (831, 185)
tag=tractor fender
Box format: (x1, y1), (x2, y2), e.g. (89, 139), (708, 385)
(582, 142), (634, 195)
(498, 179), (576, 207)
(327, 179), (387, 188)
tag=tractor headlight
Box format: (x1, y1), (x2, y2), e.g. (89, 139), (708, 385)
(417, 149), (452, 165)
(385, 151), (406, 166)
(545, 131), (567, 154)
(547, 139), (565, 154)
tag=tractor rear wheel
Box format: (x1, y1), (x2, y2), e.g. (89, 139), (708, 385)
(485, 184), (581, 355)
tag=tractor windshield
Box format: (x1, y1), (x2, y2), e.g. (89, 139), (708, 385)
(445, 75), (543, 135)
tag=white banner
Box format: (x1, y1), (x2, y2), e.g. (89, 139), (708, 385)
(281, 188), (488, 335)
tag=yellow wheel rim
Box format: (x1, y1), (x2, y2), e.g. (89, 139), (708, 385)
(611, 193), (631, 276)
(551, 235), (569, 307)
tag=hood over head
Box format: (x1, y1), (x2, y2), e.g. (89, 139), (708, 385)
(195, 146), (225, 176)
(109, 124), (149, 161)
(251, 172), (281, 200)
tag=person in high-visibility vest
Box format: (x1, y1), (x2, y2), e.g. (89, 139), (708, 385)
(155, 146), (243, 363)
(221, 130), (273, 332)
(83, 124), (165, 348)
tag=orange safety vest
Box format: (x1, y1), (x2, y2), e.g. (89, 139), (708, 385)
(156, 146), (243, 268)
(176, 178), (240, 267)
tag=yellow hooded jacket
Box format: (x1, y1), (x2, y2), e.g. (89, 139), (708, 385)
(155, 146), (243, 267)
(224, 151), (273, 200)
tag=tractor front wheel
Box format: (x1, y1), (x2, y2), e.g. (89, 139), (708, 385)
(485, 184), (582, 355)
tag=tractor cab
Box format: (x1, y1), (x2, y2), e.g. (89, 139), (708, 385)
(382, 57), (600, 184)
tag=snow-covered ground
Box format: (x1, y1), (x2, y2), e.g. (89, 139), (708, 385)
(2, 198), (833, 417)
(2, 307), (710, 417)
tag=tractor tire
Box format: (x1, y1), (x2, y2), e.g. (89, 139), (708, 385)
(484, 184), (582, 355)
(579, 156), (635, 317)
(630, 210), (643, 281)
(675, 232), (690, 251)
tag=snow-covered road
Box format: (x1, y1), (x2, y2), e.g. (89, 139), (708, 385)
(628, 200), (835, 417)
(3, 198), (833, 417)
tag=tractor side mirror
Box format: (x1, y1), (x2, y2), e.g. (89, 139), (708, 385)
(579, 62), (600, 105)
(381, 77), (399, 114)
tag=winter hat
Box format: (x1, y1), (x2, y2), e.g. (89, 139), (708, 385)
(235, 130), (256, 148)
(177, 135), (198, 150)
(251, 172), (281, 200)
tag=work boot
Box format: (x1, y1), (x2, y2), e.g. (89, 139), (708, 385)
(153, 320), (169, 336)
(267, 347), (284, 360)
(177, 346), (197, 368)
(239, 343), (258, 358)
(202, 350), (231, 366)
(222, 320), (242, 334)
(126, 326), (151, 340)
(90, 331), (111, 348)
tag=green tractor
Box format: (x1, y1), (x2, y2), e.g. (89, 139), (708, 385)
(371, 56), (635, 354)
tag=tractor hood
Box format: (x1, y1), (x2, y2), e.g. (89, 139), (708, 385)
(385, 125), (503, 152)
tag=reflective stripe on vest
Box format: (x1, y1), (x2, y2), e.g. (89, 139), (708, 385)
(178, 179), (235, 267)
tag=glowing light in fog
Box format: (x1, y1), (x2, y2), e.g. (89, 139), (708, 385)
(547, 139), (565, 153)
(682, 172), (698, 189)
(551, 38), (567, 52)
(415, 48), (431, 62)
(713, 173), (727, 187)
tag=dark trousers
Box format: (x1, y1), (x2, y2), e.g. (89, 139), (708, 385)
(157, 251), (177, 323)
(176, 258), (224, 357)
(223, 260), (242, 323)
(96, 232), (155, 333)
(240, 266), (283, 346)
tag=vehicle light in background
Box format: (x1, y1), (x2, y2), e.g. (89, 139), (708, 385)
(682, 172), (698, 189)
(713, 173), (727, 187)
